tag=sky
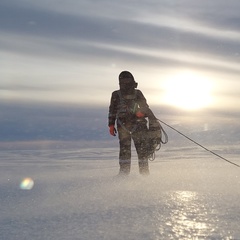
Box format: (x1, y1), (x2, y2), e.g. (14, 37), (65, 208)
(1, 0), (240, 148)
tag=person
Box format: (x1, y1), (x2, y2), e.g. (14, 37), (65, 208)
(108, 71), (160, 175)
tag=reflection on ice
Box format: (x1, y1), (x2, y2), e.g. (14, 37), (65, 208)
(167, 191), (213, 239)
(153, 191), (219, 239)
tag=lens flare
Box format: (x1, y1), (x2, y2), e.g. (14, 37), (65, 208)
(20, 178), (34, 190)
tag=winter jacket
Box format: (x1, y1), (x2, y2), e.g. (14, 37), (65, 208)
(108, 89), (157, 127)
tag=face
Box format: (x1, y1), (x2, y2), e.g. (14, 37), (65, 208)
(119, 77), (133, 85)
(119, 78), (134, 88)
(119, 78), (135, 94)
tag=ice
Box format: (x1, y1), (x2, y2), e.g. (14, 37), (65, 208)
(0, 146), (240, 240)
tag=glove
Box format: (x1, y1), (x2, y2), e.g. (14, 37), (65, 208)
(136, 111), (145, 118)
(109, 125), (117, 136)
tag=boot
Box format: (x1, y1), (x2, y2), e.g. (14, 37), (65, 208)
(119, 163), (131, 176)
(139, 160), (149, 175)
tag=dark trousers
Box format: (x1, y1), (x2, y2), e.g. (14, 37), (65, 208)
(117, 122), (149, 174)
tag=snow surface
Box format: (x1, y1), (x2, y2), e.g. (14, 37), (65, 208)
(0, 146), (240, 240)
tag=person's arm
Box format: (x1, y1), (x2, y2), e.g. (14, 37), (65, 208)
(137, 90), (157, 120)
(108, 91), (118, 127)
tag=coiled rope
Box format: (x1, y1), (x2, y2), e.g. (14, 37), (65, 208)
(158, 119), (240, 168)
(148, 122), (168, 161)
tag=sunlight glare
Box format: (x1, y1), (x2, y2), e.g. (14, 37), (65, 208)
(167, 191), (211, 238)
(162, 71), (212, 110)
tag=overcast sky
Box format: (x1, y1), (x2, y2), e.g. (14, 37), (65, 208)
(1, 0), (240, 147)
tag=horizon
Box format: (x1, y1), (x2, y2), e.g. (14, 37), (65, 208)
(0, 100), (239, 151)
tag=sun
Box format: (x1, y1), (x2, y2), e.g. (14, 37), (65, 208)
(162, 71), (212, 110)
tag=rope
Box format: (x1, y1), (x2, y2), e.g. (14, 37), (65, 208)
(159, 123), (168, 144)
(148, 122), (168, 161)
(158, 119), (240, 168)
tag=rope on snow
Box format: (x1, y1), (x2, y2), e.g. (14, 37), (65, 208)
(158, 119), (240, 168)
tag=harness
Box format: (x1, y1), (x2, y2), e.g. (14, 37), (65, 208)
(116, 90), (139, 134)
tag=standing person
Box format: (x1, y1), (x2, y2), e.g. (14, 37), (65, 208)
(108, 71), (160, 175)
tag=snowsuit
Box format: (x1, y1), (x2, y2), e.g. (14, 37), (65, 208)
(108, 89), (157, 175)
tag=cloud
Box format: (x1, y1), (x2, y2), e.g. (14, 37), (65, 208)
(1, 0), (239, 69)
(0, 0), (240, 141)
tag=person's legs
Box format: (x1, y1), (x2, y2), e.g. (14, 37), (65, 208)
(138, 159), (149, 175)
(132, 124), (150, 175)
(118, 126), (132, 175)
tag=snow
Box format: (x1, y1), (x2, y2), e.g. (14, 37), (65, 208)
(0, 146), (240, 240)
